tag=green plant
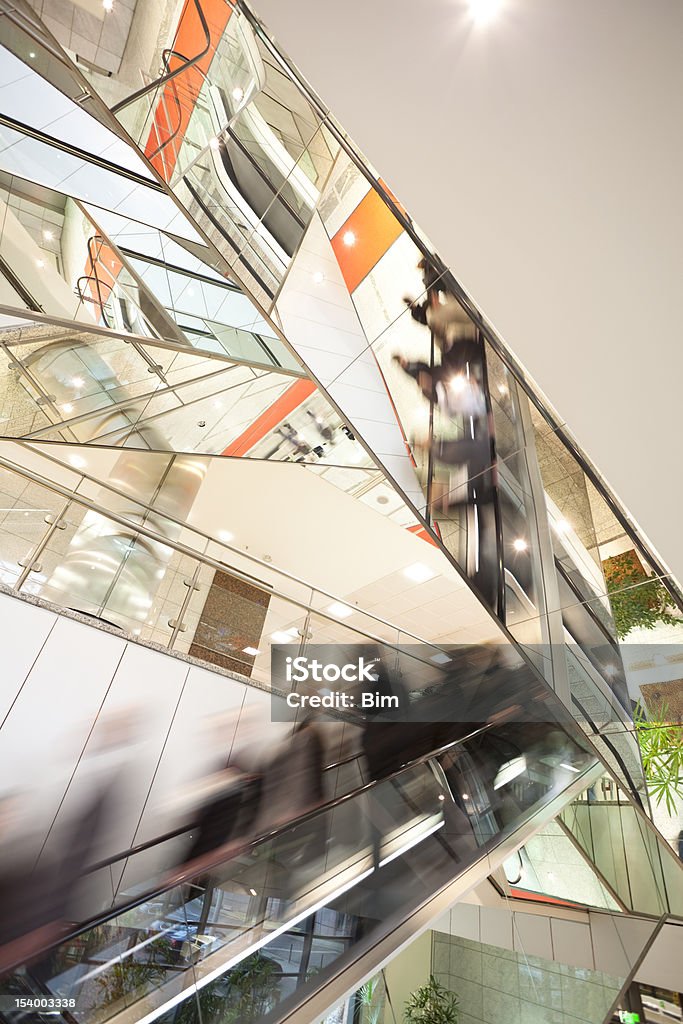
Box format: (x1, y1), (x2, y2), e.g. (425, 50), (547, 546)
(603, 551), (679, 638)
(634, 701), (683, 815)
(221, 952), (281, 1024)
(405, 975), (459, 1024)
(358, 975), (384, 1024)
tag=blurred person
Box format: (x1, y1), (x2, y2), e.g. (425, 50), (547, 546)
(0, 793), (67, 973)
(180, 706), (277, 869)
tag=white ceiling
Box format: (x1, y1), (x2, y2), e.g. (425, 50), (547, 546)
(252, 0), (683, 587)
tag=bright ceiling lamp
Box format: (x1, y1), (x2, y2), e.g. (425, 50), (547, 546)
(327, 601), (354, 619)
(403, 562), (436, 583)
(468, 0), (503, 24)
(271, 629), (297, 644)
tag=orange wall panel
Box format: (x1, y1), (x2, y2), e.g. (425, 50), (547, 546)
(222, 379), (317, 457)
(331, 188), (404, 293)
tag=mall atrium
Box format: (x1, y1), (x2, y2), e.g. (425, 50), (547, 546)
(0, 1), (680, 1023)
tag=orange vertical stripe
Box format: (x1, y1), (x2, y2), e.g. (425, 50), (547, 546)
(222, 379), (317, 457)
(145, 0), (233, 180)
(331, 188), (404, 293)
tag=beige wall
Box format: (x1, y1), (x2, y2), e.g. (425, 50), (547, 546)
(381, 931), (432, 1024)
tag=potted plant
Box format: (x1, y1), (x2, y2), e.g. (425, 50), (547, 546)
(405, 975), (459, 1024)
(603, 551), (679, 638)
(634, 701), (683, 815)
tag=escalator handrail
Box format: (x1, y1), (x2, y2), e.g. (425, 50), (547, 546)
(478, 327), (506, 624)
(2, 720), (504, 972)
(554, 555), (620, 651)
(111, 0), (212, 115)
(222, 126), (309, 230)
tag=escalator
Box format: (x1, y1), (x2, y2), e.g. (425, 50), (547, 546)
(0, 678), (601, 1024)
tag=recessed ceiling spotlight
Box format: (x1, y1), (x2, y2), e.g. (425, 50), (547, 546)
(209, 135), (221, 151)
(312, 271), (324, 284)
(513, 538), (528, 552)
(468, 0), (503, 24)
(71, 376), (85, 389)
(271, 630), (294, 644)
(327, 601), (354, 619)
(403, 562), (436, 583)
(29, 51), (36, 59)
(43, 229), (54, 242)
(102, 0), (114, 11)
(69, 454), (86, 469)
(62, 403), (74, 414)
(554, 519), (570, 534)
(217, 529), (234, 543)
(342, 230), (356, 247)
(232, 86), (244, 102)
(35, 259), (45, 269)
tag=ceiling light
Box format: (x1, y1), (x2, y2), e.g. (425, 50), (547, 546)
(68, 454), (86, 469)
(513, 538), (528, 552)
(448, 374), (467, 393)
(327, 601), (353, 619)
(547, 872), (556, 881)
(71, 376), (85, 389)
(271, 630), (295, 644)
(468, 0), (503, 24)
(342, 230), (356, 247)
(43, 229), (54, 242)
(29, 52), (36, 59)
(102, 0), (114, 11)
(560, 762), (580, 773)
(403, 562), (436, 583)
(554, 519), (570, 534)
(497, 383), (508, 395)
(218, 529), (233, 543)
(438, 794), (445, 801)
(462, 794), (469, 801)
(232, 86), (244, 102)
(249, 887), (257, 896)
(62, 403), (74, 414)
(312, 271), (325, 284)
(243, 646), (260, 656)
(35, 259), (45, 269)
(209, 136), (221, 151)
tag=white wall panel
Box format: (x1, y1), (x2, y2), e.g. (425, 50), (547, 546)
(550, 918), (594, 970)
(0, 592), (57, 724)
(512, 911), (552, 960)
(0, 615), (126, 836)
(637, 922), (683, 992)
(276, 213), (425, 513)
